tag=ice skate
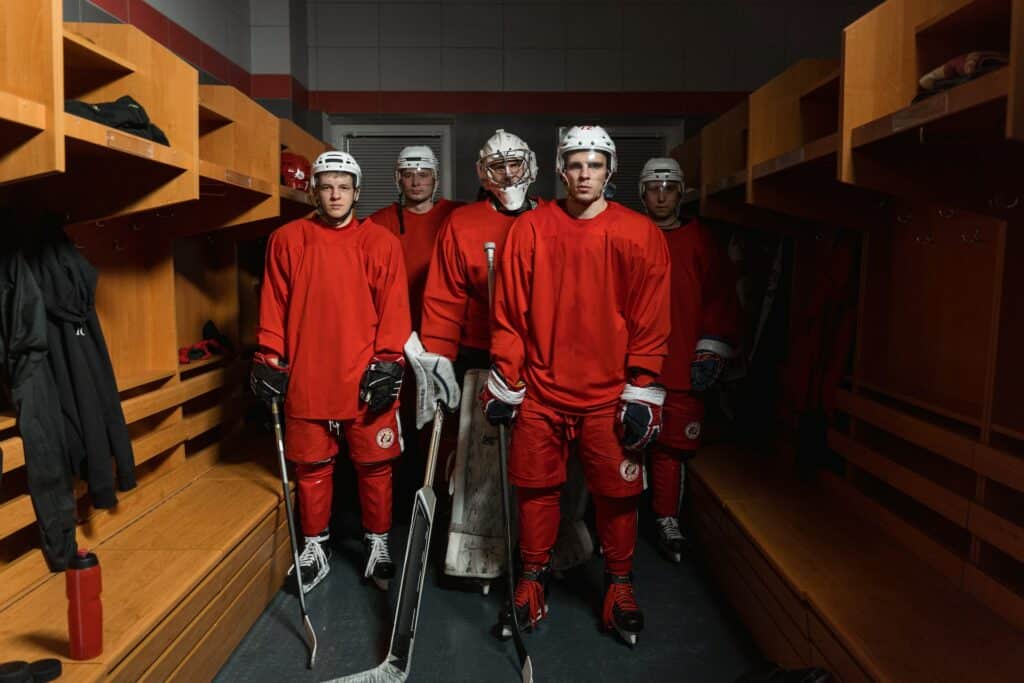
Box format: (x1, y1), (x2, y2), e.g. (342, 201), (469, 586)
(603, 572), (644, 647)
(363, 531), (395, 591)
(497, 563), (551, 638)
(656, 516), (685, 563)
(288, 532), (331, 594)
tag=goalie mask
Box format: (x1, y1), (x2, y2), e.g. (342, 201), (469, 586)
(477, 129), (538, 212)
(395, 145), (439, 202)
(638, 157), (684, 217)
(556, 125), (617, 190)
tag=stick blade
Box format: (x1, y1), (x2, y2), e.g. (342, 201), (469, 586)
(324, 660), (407, 683)
(304, 614), (317, 669)
(521, 656), (534, 683)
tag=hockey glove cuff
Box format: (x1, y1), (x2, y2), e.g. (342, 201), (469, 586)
(404, 332), (461, 429)
(360, 354), (405, 413)
(479, 366), (525, 425)
(690, 337), (732, 392)
(617, 383), (666, 451)
(250, 352), (289, 409)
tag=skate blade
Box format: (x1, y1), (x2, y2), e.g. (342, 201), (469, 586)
(299, 569), (329, 594)
(371, 576), (390, 591)
(612, 623), (639, 648)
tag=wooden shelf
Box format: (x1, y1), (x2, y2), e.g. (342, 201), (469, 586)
(63, 28), (136, 76)
(992, 422), (1024, 443)
(0, 89), (47, 132)
(64, 112), (191, 170)
(800, 68), (841, 102)
(199, 159), (274, 196)
(179, 354), (228, 374)
(0, 410), (15, 432)
(116, 368), (177, 393)
(751, 134), (838, 180)
(851, 68), (1009, 149)
(705, 169), (747, 196)
(280, 185), (312, 206)
(855, 378), (983, 430)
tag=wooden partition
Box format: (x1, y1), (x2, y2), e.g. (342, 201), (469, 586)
(669, 133), (701, 208)
(841, 0), (1024, 220)
(0, 0), (63, 184)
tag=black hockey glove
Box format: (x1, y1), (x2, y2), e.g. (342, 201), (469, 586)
(690, 337), (732, 392)
(250, 352), (289, 408)
(359, 355), (404, 412)
(479, 366), (525, 425)
(616, 382), (666, 451)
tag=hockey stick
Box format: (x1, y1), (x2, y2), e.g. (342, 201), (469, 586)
(486, 241), (535, 683)
(270, 399), (318, 669)
(325, 402), (445, 683)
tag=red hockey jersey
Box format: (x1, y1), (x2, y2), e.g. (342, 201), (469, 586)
(420, 199), (520, 359)
(660, 218), (740, 392)
(256, 216), (411, 420)
(492, 200), (671, 414)
(370, 198), (462, 331)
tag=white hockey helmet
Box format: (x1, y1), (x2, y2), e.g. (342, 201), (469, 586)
(310, 150), (362, 189)
(477, 129), (538, 211)
(638, 157), (684, 199)
(395, 145), (439, 199)
(556, 125), (618, 180)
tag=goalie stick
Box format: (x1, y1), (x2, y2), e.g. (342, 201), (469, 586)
(324, 403), (445, 683)
(486, 241), (535, 683)
(270, 399), (318, 669)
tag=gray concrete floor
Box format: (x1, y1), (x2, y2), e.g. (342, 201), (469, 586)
(215, 484), (760, 683)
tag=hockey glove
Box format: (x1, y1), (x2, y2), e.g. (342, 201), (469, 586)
(690, 338), (733, 392)
(404, 332), (461, 429)
(359, 355), (405, 412)
(617, 382), (666, 451)
(479, 366), (525, 425)
(250, 352), (289, 409)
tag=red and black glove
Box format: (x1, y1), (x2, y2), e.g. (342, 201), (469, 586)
(690, 337), (732, 392)
(617, 381), (666, 451)
(250, 352), (289, 408)
(359, 354), (404, 412)
(479, 366), (525, 425)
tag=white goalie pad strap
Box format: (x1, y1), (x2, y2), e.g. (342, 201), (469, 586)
(487, 368), (525, 405)
(695, 336), (734, 359)
(404, 332), (461, 429)
(620, 383), (667, 406)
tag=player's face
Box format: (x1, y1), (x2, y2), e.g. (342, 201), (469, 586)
(643, 181), (682, 220)
(316, 172), (359, 222)
(399, 168), (435, 202)
(562, 150), (609, 204)
(486, 155), (527, 187)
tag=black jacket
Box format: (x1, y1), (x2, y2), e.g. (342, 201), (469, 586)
(23, 226), (136, 509)
(0, 249), (77, 571)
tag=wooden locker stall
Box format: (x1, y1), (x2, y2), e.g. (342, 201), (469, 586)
(684, 0), (1024, 680)
(0, 7), (332, 678)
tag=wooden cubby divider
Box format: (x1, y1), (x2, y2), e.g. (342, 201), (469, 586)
(669, 133), (701, 207)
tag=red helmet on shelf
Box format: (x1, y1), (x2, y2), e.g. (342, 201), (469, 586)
(281, 151), (311, 191)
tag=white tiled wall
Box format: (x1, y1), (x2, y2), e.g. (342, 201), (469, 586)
(146, 0), (252, 69)
(304, 0), (882, 91)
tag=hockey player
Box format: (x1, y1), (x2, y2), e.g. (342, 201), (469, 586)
(483, 126), (671, 646)
(639, 157), (738, 564)
(369, 145), (462, 332)
(412, 129), (539, 585)
(251, 151), (411, 593)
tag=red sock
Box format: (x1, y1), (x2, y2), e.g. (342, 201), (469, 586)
(295, 459), (334, 536)
(355, 460), (394, 533)
(594, 494), (638, 575)
(518, 486), (561, 567)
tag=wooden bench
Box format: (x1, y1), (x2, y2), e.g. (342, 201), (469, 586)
(689, 443), (1024, 683)
(0, 436), (289, 682)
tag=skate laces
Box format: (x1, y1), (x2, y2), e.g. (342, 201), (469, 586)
(364, 533), (391, 576)
(299, 535), (328, 569)
(609, 581), (638, 611)
(513, 565), (548, 624)
(657, 516), (684, 542)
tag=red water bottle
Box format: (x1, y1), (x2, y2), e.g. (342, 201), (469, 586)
(66, 549), (103, 660)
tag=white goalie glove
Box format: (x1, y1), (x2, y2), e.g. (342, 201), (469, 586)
(404, 332), (461, 429)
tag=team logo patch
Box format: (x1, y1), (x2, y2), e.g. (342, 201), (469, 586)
(376, 427), (396, 449)
(685, 421), (702, 441)
(619, 460), (641, 483)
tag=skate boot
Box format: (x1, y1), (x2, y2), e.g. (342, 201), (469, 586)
(497, 563), (552, 639)
(288, 531), (331, 594)
(655, 516), (685, 564)
(603, 572), (644, 647)
(363, 531), (395, 591)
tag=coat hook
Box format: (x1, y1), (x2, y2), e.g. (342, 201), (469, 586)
(896, 213), (912, 224)
(989, 194), (1020, 210)
(112, 238), (124, 252)
(130, 223), (140, 232)
(937, 208), (955, 219)
(915, 231), (934, 245)
(94, 220), (105, 228)
(961, 228), (983, 245)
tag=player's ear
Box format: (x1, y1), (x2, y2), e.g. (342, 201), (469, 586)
(353, 186), (361, 203)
